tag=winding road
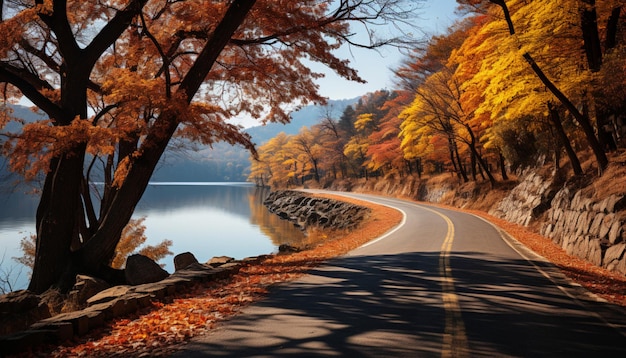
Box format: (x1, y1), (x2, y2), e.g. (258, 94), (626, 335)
(173, 192), (626, 357)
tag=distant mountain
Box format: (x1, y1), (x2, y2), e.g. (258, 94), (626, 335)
(154, 97), (360, 182)
(1, 98), (361, 184)
(245, 97), (360, 146)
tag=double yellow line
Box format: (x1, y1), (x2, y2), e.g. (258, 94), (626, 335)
(420, 206), (469, 357)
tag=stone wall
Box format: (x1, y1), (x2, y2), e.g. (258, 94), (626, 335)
(458, 170), (626, 276)
(540, 188), (626, 273)
(488, 170), (557, 226)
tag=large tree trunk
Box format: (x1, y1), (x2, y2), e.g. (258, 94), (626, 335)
(77, 116), (178, 276)
(29, 150), (85, 293)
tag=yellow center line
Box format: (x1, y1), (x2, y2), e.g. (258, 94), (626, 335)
(420, 205), (469, 357)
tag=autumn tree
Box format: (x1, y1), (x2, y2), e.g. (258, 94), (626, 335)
(318, 113), (349, 179)
(365, 90), (410, 177)
(291, 126), (325, 183)
(398, 21), (498, 184)
(458, 0), (626, 173)
(16, 218), (172, 272)
(0, 0), (422, 293)
(249, 132), (293, 188)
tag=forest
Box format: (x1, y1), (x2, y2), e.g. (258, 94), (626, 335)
(250, 0), (626, 188)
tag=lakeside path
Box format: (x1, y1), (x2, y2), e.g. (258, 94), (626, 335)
(172, 191), (626, 357)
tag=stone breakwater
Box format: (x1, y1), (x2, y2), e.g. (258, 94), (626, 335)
(263, 190), (371, 232)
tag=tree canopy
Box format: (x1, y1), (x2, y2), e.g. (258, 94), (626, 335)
(254, 0), (626, 188)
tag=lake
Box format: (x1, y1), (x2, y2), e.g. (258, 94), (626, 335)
(0, 182), (305, 292)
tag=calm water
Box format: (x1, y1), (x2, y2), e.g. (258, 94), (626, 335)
(0, 183), (305, 291)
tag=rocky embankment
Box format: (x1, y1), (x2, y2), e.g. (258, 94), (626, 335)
(263, 190), (371, 232)
(489, 170), (626, 275)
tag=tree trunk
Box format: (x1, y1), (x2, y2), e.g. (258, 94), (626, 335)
(29, 150), (85, 293)
(463, 123), (496, 186)
(452, 138), (469, 182)
(522, 52), (608, 172)
(548, 103), (583, 175)
(498, 151), (509, 180)
(76, 117), (178, 276)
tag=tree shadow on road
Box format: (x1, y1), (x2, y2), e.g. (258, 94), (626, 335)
(175, 252), (626, 357)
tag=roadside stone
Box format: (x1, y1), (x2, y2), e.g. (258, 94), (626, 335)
(35, 310), (92, 336)
(207, 256), (234, 267)
(599, 214), (616, 240)
(132, 283), (171, 300)
(87, 285), (132, 306)
(278, 244), (301, 254)
(0, 291), (51, 336)
(609, 220), (624, 244)
(0, 290), (40, 314)
(589, 213), (605, 237)
(604, 244), (626, 274)
(174, 252), (199, 271)
(30, 321), (74, 341)
(66, 275), (111, 309)
(125, 254), (170, 285)
(264, 190), (371, 232)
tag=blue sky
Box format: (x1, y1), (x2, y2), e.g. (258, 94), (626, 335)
(316, 0), (460, 100)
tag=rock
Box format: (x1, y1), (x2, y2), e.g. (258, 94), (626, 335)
(207, 256), (234, 267)
(278, 244), (301, 254)
(608, 220), (624, 244)
(0, 291), (50, 336)
(0, 290), (40, 314)
(87, 285), (132, 305)
(125, 254), (169, 285)
(174, 252), (199, 271)
(603, 244), (626, 273)
(66, 275), (111, 309)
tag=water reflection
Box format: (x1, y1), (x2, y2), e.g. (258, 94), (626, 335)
(0, 182), (306, 291)
(248, 187), (309, 248)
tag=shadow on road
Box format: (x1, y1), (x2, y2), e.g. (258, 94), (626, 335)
(175, 252), (626, 357)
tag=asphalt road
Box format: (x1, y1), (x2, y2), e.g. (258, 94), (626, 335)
(172, 192), (626, 357)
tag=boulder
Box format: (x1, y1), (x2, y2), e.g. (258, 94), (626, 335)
(66, 275), (110, 309)
(0, 290), (40, 314)
(0, 291), (50, 336)
(174, 252), (199, 271)
(278, 244), (301, 254)
(124, 254), (169, 285)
